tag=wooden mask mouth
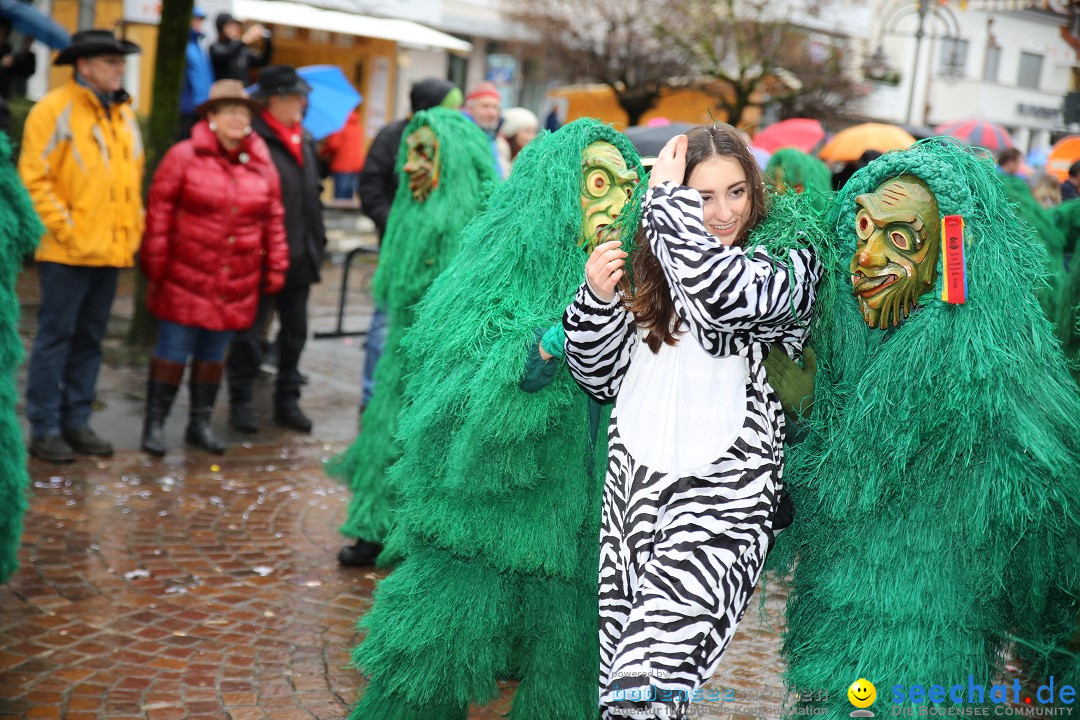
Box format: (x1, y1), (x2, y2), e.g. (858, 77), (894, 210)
(851, 272), (899, 299)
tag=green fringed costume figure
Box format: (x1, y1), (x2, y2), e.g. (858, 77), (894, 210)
(996, 173), (1080, 336)
(764, 148), (833, 213)
(996, 173), (1080, 378)
(767, 142), (1080, 719)
(347, 119), (642, 720)
(0, 132), (44, 583)
(328, 107), (497, 566)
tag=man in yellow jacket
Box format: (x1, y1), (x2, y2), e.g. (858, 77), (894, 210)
(19, 29), (144, 463)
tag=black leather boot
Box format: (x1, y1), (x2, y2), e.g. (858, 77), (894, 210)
(229, 377), (258, 433)
(141, 357), (185, 457)
(337, 539), (383, 567)
(274, 402), (313, 433)
(229, 400), (258, 433)
(185, 361), (226, 454)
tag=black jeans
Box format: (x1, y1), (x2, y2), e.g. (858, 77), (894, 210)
(227, 283), (311, 408)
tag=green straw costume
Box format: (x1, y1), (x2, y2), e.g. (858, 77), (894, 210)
(0, 132), (44, 582)
(347, 119), (642, 720)
(327, 107), (497, 551)
(765, 148), (834, 213)
(768, 142), (1080, 718)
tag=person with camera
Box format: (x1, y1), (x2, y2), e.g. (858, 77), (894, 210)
(210, 13), (272, 82)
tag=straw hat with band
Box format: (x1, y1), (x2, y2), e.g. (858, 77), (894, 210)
(54, 29), (140, 66)
(195, 80), (262, 118)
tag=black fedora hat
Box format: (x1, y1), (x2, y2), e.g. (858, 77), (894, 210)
(249, 65), (311, 100)
(54, 29), (140, 66)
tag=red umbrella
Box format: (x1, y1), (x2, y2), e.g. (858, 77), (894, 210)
(934, 119), (1014, 151)
(753, 118), (826, 153)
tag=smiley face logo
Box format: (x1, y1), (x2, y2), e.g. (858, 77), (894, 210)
(848, 679), (877, 708)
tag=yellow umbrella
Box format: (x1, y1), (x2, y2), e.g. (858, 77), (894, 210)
(819, 123), (917, 164)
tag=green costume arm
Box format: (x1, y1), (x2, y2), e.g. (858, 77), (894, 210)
(520, 326), (563, 393)
(541, 323), (566, 359)
(764, 344), (816, 419)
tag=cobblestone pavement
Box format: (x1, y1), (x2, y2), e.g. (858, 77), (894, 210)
(2, 258), (790, 719)
(0, 442), (789, 720)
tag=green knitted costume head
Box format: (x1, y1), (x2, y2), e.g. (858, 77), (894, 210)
(812, 140), (1080, 509)
(772, 140), (1080, 716)
(372, 107), (499, 312)
(765, 148), (833, 213)
(384, 118), (642, 578)
(0, 131), (43, 583)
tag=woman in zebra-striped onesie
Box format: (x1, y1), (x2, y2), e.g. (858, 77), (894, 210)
(563, 125), (823, 720)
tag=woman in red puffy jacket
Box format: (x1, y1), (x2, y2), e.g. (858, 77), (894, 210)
(140, 79), (289, 456)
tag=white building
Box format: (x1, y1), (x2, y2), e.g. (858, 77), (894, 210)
(859, 0), (1076, 152)
(312, 0), (539, 119)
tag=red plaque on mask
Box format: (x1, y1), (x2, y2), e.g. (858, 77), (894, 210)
(941, 214), (966, 305)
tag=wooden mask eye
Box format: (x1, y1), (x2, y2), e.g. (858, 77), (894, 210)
(855, 210), (874, 242)
(586, 170), (610, 198)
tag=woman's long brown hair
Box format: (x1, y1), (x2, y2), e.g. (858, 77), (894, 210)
(626, 124), (768, 353)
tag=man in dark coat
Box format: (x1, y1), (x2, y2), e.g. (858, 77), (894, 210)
(1061, 160), (1080, 202)
(209, 13), (272, 82)
(354, 77), (460, 411)
(227, 65), (325, 433)
(0, 19), (35, 100)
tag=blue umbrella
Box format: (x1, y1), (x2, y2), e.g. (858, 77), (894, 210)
(1027, 146), (1049, 170)
(0, 0), (70, 50)
(296, 65), (361, 141)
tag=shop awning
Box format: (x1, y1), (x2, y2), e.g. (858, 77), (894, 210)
(232, 0), (473, 54)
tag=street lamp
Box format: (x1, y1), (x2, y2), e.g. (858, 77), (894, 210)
(862, 44), (895, 82)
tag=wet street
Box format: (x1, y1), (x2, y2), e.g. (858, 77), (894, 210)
(0, 255), (789, 720)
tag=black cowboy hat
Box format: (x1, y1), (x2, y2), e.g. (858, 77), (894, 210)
(249, 65), (311, 100)
(53, 29), (140, 66)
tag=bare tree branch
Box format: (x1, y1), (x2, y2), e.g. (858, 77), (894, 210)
(504, 0), (862, 128)
(664, 0), (863, 126)
(504, 0), (689, 125)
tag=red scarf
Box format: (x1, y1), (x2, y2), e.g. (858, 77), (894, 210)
(261, 109), (304, 167)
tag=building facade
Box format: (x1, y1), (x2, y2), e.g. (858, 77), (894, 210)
(860, 0), (1077, 152)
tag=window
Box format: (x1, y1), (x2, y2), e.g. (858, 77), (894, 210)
(938, 37), (969, 76)
(447, 54), (469, 95)
(983, 45), (1001, 82)
(1018, 52), (1043, 89)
